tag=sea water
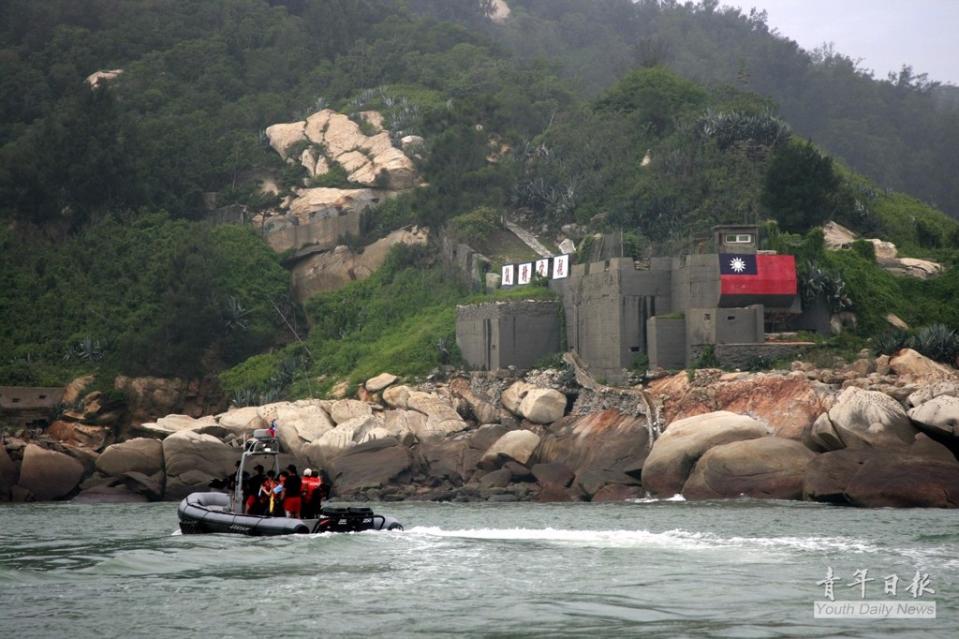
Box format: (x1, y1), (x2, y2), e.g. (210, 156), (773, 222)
(0, 499), (956, 638)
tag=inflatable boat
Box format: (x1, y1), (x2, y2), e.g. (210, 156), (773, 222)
(177, 428), (402, 536)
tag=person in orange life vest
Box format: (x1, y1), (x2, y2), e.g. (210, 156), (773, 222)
(283, 464), (302, 518)
(300, 468), (322, 518)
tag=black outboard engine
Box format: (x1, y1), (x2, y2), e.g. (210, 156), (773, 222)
(314, 507), (403, 533)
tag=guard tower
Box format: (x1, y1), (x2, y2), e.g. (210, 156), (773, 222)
(713, 224), (758, 254)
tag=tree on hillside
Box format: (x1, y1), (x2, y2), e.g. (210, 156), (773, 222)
(761, 139), (842, 233)
(595, 66), (707, 135)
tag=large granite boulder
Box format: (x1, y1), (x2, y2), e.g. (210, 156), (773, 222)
(908, 395), (959, 442)
(889, 348), (959, 384)
(330, 399), (372, 425)
(535, 410), (651, 482)
(480, 430), (541, 469)
(290, 226), (428, 301)
(643, 411), (768, 497)
(501, 381), (536, 415)
(417, 433), (472, 485)
(330, 437), (413, 494)
(518, 389), (567, 424)
(844, 456), (959, 508)
(682, 438), (816, 500)
(808, 386), (917, 450)
(162, 430), (239, 499)
(0, 446), (19, 500)
(265, 121), (306, 158)
(262, 400), (335, 456)
(803, 434), (959, 506)
(137, 414), (218, 437)
(404, 391), (468, 440)
(907, 381), (959, 408)
(365, 373), (398, 393)
(95, 438), (164, 477)
(216, 406), (267, 435)
(449, 377), (502, 425)
(17, 444), (85, 501)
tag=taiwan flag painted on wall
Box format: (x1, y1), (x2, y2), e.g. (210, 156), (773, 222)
(719, 253), (797, 297)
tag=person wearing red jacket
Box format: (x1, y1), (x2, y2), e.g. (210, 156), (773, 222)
(300, 468), (322, 518)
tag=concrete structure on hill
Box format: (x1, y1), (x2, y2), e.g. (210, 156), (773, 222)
(0, 386), (64, 429)
(455, 225), (812, 382)
(456, 300), (561, 371)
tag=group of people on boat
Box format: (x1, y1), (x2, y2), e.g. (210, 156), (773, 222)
(223, 463), (331, 519)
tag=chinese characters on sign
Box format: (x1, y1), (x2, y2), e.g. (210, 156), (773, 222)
(501, 254), (569, 287)
(813, 567), (937, 620)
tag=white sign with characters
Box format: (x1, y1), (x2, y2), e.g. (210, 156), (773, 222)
(501, 264), (515, 286)
(535, 259), (550, 278)
(517, 262), (533, 285)
(552, 254), (569, 279)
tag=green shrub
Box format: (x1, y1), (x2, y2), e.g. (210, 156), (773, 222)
(850, 239), (875, 262)
(448, 207), (501, 246)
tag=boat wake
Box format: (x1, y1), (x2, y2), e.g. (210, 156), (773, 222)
(406, 526), (881, 554)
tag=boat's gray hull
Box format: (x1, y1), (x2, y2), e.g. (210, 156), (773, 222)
(177, 492), (402, 535)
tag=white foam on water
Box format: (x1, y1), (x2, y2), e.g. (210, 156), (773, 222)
(406, 526), (881, 554)
(630, 494), (686, 503)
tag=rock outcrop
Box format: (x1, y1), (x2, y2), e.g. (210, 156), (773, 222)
(480, 430), (541, 469)
(808, 386), (917, 450)
(649, 371), (830, 440)
(290, 226), (429, 301)
(17, 445), (85, 501)
(95, 438), (164, 477)
(643, 411), (768, 496)
(909, 395), (959, 443)
(682, 438), (816, 500)
(161, 430), (238, 500)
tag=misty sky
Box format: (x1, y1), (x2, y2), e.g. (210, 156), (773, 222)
(730, 0), (959, 85)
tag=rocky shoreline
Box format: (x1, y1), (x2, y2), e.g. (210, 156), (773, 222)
(2, 348), (958, 508)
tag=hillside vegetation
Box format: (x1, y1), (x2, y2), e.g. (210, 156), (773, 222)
(1, 0), (957, 396)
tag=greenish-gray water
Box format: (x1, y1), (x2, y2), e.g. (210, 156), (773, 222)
(1, 499), (956, 638)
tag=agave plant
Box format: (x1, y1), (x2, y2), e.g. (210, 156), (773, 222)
(872, 329), (913, 356)
(231, 388), (256, 408)
(799, 262), (851, 312)
(912, 324), (959, 364)
(223, 295), (251, 332)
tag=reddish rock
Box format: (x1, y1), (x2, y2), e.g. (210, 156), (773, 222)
(844, 458), (959, 508)
(682, 438), (816, 500)
(803, 435), (959, 507)
(531, 462), (573, 488)
(535, 410), (651, 479)
(46, 421), (108, 449)
(649, 372), (831, 440)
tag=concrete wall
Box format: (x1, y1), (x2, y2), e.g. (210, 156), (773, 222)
(688, 342), (812, 370)
(686, 306), (764, 354)
(0, 386), (64, 410)
(647, 317), (686, 370)
(456, 301), (561, 371)
(670, 254), (722, 312)
(440, 231), (491, 292)
(554, 258), (672, 383)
